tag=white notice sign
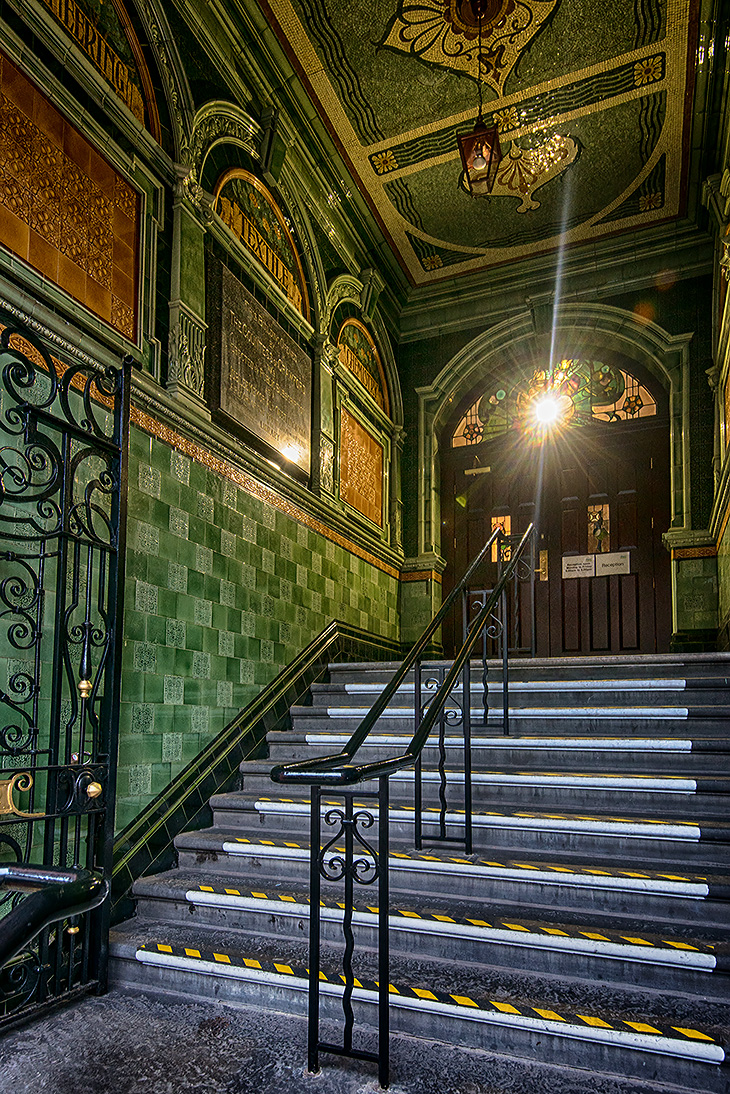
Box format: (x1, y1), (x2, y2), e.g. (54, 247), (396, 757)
(595, 551), (631, 576)
(562, 554), (595, 579)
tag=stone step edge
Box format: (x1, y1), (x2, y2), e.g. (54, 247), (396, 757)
(215, 795), (730, 843)
(269, 735), (730, 752)
(131, 939), (725, 1066)
(296, 707), (719, 720)
(332, 679), (729, 693)
(175, 833), (730, 899)
(169, 881), (724, 973)
(241, 768), (730, 793)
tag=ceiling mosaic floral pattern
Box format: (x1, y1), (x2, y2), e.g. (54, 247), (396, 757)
(259, 0), (694, 283)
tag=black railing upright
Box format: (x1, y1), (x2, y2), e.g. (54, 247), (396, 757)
(272, 523), (536, 1088)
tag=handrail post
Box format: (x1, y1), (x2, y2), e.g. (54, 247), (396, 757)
(414, 658), (422, 850)
(462, 654), (472, 854)
(501, 583), (509, 736)
(378, 774), (390, 1089)
(308, 786), (322, 1075)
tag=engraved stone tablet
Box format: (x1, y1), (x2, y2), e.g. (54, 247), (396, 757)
(210, 263), (311, 473)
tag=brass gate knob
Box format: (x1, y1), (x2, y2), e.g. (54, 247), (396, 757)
(86, 781), (103, 799)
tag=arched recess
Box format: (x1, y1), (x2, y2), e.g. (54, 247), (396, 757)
(417, 304), (693, 565)
(325, 275), (403, 430)
(133, 0), (196, 158)
(319, 276), (404, 549)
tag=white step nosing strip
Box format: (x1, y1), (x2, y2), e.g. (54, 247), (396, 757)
(218, 843), (711, 898)
(325, 708), (691, 720)
(133, 951), (724, 1065)
(304, 735), (695, 751)
(183, 891), (716, 971)
(251, 801), (702, 841)
(387, 772), (698, 793)
(345, 681), (690, 694)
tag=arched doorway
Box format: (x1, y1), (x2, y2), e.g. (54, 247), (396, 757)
(440, 354), (672, 656)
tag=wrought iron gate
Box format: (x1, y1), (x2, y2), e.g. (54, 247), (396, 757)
(0, 311), (130, 1027)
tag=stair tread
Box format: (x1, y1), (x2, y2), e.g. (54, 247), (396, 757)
(132, 867), (730, 947)
(213, 791), (730, 828)
(242, 764), (730, 787)
(175, 827), (730, 882)
(112, 917), (730, 1042)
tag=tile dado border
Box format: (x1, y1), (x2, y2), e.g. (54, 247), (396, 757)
(131, 404), (402, 581)
(401, 570), (442, 584)
(671, 546), (718, 560)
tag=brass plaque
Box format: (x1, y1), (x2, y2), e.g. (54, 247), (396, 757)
(340, 408), (383, 526)
(210, 264), (311, 473)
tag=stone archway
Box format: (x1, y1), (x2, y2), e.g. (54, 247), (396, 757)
(414, 304), (694, 646)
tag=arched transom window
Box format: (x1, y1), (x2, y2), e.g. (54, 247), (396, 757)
(452, 359), (656, 447)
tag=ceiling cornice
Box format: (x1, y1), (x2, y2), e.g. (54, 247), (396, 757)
(398, 220), (714, 343)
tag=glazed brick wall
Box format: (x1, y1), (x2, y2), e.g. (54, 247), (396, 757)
(116, 421), (400, 828)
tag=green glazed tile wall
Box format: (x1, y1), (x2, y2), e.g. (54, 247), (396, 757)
(118, 422), (400, 827)
(674, 555), (719, 633)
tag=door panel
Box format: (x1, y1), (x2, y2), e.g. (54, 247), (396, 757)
(441, 418), (671, 657)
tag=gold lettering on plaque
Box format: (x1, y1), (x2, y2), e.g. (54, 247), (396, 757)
(214, 171), (308, 320)
(39, 0), (144, 122)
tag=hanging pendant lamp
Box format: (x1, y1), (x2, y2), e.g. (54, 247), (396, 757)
(457, 0), (502, 195)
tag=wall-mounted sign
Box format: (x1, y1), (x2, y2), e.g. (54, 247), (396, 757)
(214, 170), (308, 320)
(336, 318), (388, 413)
(39, 0), (159, 137)
(340, 407), (383, 526)
(208, 263), (311, 473)
(595, 551), (631, 576)
(562, 554), (595, 579)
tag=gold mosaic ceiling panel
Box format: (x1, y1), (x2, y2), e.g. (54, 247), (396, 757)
(260, 0), (697, 284)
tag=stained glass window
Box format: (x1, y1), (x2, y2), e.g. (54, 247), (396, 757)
(452, 360), (656, 447)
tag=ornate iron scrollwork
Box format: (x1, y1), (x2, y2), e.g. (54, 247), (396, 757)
(0, 310), (129, 1029)
(308, 781), (389, 1085)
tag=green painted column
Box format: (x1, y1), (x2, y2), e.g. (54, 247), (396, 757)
(166, 166), (209, 419)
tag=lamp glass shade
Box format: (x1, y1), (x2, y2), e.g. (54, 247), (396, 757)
(458, 121), (502, 195)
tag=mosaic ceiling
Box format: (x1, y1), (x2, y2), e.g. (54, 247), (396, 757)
(258, 0), (696, 285)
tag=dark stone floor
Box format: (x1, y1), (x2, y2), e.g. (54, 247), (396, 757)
(0, 989), (700, 1094)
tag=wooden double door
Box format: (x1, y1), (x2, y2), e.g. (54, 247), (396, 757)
(441, 419), (671, 657)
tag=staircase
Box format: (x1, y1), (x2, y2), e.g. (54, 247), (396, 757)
(110, 654), (730, 1092)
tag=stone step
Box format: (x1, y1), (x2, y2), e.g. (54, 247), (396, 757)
(266, 733), (730, 773)
(289, 706), (730, 736)
(210, 792), (730, 865)
(239, 765), (730, 816)
(173, 830), (730, 927)
(109, 918), (730, 1093)
(129, 869), (730, 999)
(308, 679), (730, 709)
(325, 655), (730, 686)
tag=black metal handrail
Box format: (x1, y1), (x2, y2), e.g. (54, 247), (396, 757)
(0, 865), (108, 968)
(271, 524), (534, 789)
(272, 524), (534, 1088)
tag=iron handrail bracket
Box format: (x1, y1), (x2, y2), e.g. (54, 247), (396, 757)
(0, 865), (109, 968)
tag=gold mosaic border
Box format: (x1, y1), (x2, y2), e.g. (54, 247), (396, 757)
(671, 545), (717, 560)
(130, 404), (401, 580)
(401, 570), (442, 584)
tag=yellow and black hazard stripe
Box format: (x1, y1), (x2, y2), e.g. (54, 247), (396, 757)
(189, 881), (717, 957)
(137, 940), (720, 1047)
(227, 834), (710, 884)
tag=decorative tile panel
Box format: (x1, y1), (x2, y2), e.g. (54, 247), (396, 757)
(0, 51), (138, 336)
(340, 407), (384, 526)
